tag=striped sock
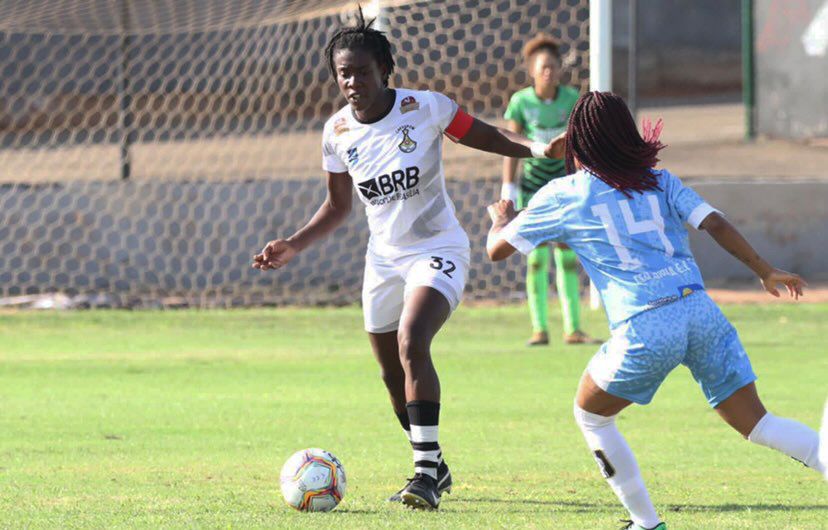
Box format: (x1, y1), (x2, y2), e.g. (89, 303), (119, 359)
(407, 400), (441, 480)
(396, 411), (413, 442)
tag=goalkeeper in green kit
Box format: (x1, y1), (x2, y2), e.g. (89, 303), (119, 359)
(502, 34), (599, 346)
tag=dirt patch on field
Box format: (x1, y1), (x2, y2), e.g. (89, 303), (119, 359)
(706, 285), (828, 304)
(464, 284), (828, 308)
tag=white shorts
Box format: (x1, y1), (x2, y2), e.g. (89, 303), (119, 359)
(362, 249), (469, 333)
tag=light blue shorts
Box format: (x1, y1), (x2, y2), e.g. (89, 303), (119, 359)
(587, 291), (756, 407)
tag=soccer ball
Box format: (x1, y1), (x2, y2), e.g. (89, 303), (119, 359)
(280, 448), (347, 512)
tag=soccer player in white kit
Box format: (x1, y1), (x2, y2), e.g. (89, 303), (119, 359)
(252, 9), (563, 510)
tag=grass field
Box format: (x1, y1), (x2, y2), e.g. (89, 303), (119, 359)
(0, 302), (826, 529)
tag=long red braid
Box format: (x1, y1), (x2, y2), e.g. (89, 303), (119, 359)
(565, 91), (665, 197)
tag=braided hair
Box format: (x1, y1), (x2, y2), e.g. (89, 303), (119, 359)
(565, 91), (665, 197)
(324, 6), (395, 87)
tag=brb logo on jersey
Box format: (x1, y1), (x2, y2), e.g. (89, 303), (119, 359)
(357, 166), (420, 204)
(396, 125), (417, 153)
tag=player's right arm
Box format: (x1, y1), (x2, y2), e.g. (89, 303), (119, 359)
(501, 119), (523, 203)
(252, 171), (353, 270)
(699, 212), (806, 299)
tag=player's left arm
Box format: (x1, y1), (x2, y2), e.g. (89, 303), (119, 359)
(486, 199), (519, 261)
(699, 212), (806, 299)
(666, 170), (806, 299)
(449, 111), (566, 160)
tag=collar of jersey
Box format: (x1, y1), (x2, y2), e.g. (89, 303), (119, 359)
(530, 86), (560, 105)
(350, 89), (398, 125)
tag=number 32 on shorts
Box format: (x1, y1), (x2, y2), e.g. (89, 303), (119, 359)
(429, 256), (456, 278)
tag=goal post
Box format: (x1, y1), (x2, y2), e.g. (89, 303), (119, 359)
(588, 0), (611, 311)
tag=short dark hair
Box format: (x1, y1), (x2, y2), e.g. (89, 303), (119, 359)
(522, 33), (562, 63)
(324, 6), (395, 87)
(565, 91), (665, 197)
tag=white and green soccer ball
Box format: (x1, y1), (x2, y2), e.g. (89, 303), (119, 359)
(280, 448), (347, 512)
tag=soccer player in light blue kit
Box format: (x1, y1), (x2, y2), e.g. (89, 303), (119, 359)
(486, 92), (824, 530)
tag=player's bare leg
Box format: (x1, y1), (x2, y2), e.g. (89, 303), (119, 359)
(368, 331), (407, 420)
(716, 382), (824, 473)
(575, 371), (632, 416)
(713, 382), (766, 436)
(397, 286), (449, 402)
(369, 330), (452, 502)
(574, 373), (664, 530)
(396, 286), (452, 509)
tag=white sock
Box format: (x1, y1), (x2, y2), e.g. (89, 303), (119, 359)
(407, 401), (442, 480)
(574, 405), (661, 529)
(749, 412), (825, 474)
(404, 429), (445, 465)
(409, 424), (440, 479)
(820, 401), (828, 480)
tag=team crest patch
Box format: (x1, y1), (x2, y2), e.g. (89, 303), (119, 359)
(396, 125), (417, 153)
(400, 96), (419, 114)
(347, 147), (359, 165)
(678, 283), (704, 297)
(333, 117), (349, 136)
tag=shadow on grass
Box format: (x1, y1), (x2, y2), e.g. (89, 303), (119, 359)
(667, 503), (828, 513)
(457, 497), (828, 514)
(454, 498), (617, 514)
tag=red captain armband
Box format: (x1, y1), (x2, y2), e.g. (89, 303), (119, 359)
(444, 109), (474, 142)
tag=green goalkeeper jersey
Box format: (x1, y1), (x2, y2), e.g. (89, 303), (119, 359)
(504, 85), (579, 195)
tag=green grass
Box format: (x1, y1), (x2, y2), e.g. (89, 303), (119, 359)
(0, 303), (826, 529)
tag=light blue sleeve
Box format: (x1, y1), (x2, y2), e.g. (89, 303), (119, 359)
(663, 170), (719, 229)
(499, 191), (565, 254)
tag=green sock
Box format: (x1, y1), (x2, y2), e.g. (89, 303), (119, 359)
(526, 245), (550, 333)
(554, 247), (581, 335)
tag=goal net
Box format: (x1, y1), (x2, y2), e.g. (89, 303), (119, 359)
(0, 0), (589, 308)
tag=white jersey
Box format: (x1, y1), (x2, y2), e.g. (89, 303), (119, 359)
(321, 88), (470, 258)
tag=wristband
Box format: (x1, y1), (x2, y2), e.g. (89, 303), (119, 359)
(530, 141), (548, 158)
(501, 182), (518, 203)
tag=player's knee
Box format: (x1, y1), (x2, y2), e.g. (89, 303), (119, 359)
(573, 403), (615, 432)
(378, 366), (404, 389)
(397, 326), (430, 361)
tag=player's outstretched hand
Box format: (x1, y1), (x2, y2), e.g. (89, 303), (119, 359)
(487, 199), (517, 225)
(760, 268), (807, 299)
(544, 131), (566, 159)
(252, 239), (298, 270)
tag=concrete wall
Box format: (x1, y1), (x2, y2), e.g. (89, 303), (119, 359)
(1, 177), (825, 307)
(687, 179), (828, 283)
(755, 0), (828, 138)
(613, 0), (743, 101)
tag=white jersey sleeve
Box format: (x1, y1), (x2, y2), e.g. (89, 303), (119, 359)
(321, 121), (348, 173)
(662, 170), (720, 229)
(425, 91), (460, 133)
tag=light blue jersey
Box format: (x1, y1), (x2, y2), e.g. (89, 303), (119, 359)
(501, 168), (756, 407)
(500, 168), (718, 327)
